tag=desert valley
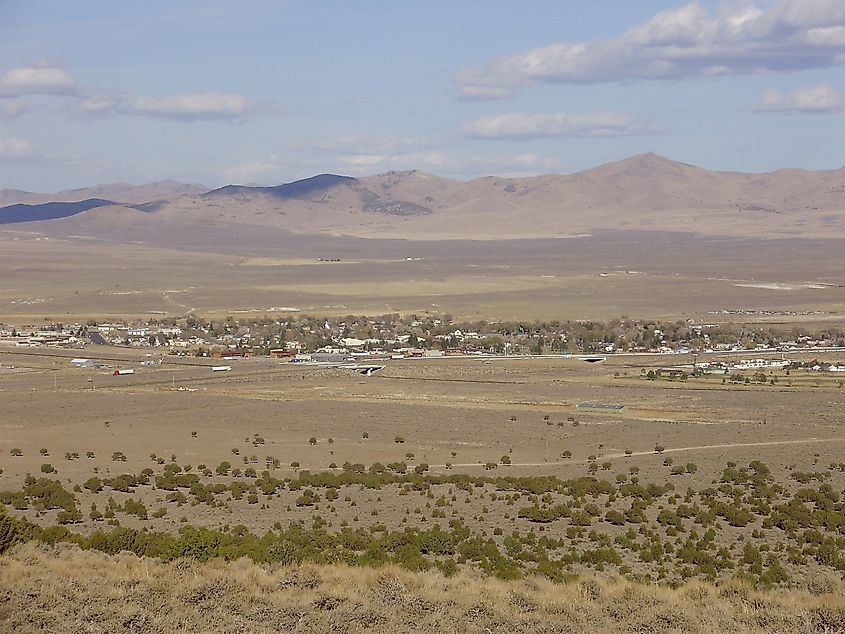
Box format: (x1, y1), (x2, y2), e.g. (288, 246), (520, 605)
(4, 2), (845, 631)
(2, 153), (845, 632)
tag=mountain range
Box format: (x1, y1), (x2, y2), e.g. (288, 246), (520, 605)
(3, 153), (844, 242)
(0, 180), (208, 207)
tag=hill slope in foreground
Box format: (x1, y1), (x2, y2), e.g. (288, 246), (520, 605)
(1, 542), (842, 634)
(3, 153), (845, 241)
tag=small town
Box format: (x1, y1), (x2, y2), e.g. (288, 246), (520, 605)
(2, 314), (844, 367)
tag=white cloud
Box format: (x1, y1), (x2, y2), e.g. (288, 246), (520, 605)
(1, 60), (258, 123)
(0, 101), (31, 120)
(80, 91), (250, 122)
(288, 136), (452, 174)
(128, 93), (249, 121)
(339, 151), (450, 171)
(0, 138), (36, 161)
(456, 0), (845, 98)
(464, 111), (656, 139)
(0, 62), (77, 98)
(754, 83), (844, 113)
(0, 138), (76, 166)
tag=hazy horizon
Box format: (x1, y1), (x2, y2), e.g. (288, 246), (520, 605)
(5, 150), (845, 194)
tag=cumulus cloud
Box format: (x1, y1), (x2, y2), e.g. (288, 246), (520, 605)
(1, 60), (259, 123)
(80, 92), (250, 122)
(456, 0), (845, 98)
(464, 111), (656, 139)
(754, 83), (844, 113)
(0, 138), (37, 161)
(0, 62), (77, 98)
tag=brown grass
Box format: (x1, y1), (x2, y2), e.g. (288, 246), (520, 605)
(1, 542), (843, 634)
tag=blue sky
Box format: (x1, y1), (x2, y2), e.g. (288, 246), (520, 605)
(1, 0), (845, 190)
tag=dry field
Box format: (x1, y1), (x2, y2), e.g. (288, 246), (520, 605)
(2, 348), (844, 490)
(2, 229), (845, 322)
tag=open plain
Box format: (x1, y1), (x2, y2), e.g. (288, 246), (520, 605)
(2, 228), (845, 323)
(2, 344), (844, 601)
(2, 347), (845, 487)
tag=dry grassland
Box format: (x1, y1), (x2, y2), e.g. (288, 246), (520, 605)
(1, 541), (843, 634)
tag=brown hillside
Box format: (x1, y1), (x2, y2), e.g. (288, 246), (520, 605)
(4, 154), (845, 242)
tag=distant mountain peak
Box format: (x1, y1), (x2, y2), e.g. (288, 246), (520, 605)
(611, 152), (689, 167)
(284, 173), (356, 188)
(584, 152), (700, 179)
(205, 173), (357, 201)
